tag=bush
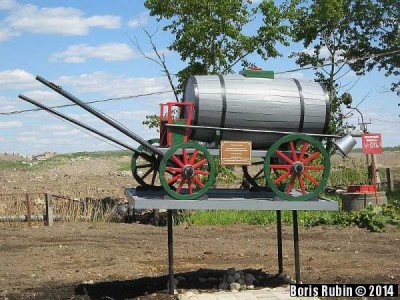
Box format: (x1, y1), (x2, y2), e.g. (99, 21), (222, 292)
(305, 204), (400, 232)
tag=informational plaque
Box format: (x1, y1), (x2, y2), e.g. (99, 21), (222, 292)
(220, 141), (252, 165)
(361, 133), (382, 154)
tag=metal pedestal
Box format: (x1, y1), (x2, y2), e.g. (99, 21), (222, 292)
(125, 188), (338, 294)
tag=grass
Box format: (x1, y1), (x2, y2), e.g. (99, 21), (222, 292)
(184, 210), (332, 226)
(117, 161), (132, 172)
(0, 159), (66, 172)
(184, 191), (400, 232)
(0, 150), (132, 172)
(57, 150), (131, 159)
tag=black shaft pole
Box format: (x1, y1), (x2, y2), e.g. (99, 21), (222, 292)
(276, 210), (283, 275)
(167, 210), (175, 294)
(36, 75), (165, 158)
(18, 94), (143, 155)
(293, 210), (301, 283)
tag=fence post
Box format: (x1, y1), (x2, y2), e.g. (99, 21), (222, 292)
(45, 193), (54, 226)
(26, 194), (31, 227)
(386, 168), (394, 193)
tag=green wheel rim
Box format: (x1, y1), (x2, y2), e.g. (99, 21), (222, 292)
(160, 142), (215, 200)
(131, 138), (161, 189)
(264, 134), (330, 201)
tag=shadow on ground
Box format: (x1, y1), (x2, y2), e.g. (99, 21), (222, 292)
(74, 268), (285, 300)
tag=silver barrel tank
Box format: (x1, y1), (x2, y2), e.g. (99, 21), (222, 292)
(182, 74), (330, 149)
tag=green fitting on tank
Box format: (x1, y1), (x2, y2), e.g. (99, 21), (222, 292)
(239, 69), (274, 79)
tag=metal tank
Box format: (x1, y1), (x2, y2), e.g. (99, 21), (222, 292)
(182, 74), (330, 149)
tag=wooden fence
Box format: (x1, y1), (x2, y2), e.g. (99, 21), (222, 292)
(0, 193), (122, 226)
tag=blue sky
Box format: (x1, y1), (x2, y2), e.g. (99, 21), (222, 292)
(0, 0), (399, 156)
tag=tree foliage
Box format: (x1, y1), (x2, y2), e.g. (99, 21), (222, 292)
(346, 0), (400, 95)
(288, 0), (399, 145)
(289, 0), (354, 148)
(145, 0), (290, 89)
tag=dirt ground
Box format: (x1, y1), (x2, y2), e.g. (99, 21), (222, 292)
(0, 223), (399, 299)
(0, 154), (399, 299)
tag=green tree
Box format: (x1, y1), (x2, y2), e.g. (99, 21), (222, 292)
(288, 0), (355, 150)
(145, 0), (290, 89)
(346, 0), (400, 96)
(289, 0), (400, 145)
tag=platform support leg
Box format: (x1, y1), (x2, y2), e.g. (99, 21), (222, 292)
(167, 209), (175, 294)
(276, 210), (283, 275)
(292, 210), (301, 283)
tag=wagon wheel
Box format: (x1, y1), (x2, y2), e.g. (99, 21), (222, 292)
(159, 142), (215, 200)
(131, 138), (162, 189)
(242, 158), (266, 189)
(264, 134), (330, 201)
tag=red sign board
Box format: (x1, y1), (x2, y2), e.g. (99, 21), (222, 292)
(361, 133), (382, 154)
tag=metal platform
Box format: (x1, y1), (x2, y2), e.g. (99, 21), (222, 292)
(124, 188), (338, 211)
(124, 187), (339, 294)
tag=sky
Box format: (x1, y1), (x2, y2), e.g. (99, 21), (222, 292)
(0, 0), (399, 156)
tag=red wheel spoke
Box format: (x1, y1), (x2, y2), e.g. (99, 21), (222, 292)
(195, 170), (209, 175)
(193, 158), (208, 169)
(166, 169), (175, 175)
(286, 174), (296, 194)
(168, 173), (182, 185)
(298, 142), (309, 161)
(176, 179), (186, 193)
(302, 151), (320, 165)
(290, 141), (298, 161)
(298, 175), (306, 194)
(276, 150), (295, 164)
(274, 170), (291, 184)
(270, 164), (292, 169)
(166, 167), (182, 173)
(182, 148), (188, 165)
(303, 171), (319, 186)
(171, 154), (185, 168)
(189, 149), (199, 165)
(188, 179), (193, 194)
(192, 176), (204, 188)
(305, 165), (324, 170)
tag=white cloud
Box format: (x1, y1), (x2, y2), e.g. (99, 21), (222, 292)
(0, 120), (22, 128)
(52, 129), (81, 137)
(0, 96), (19, 112)
(298, 46), (344, 62)
(0, 0), (17, 10)
(56, 72), (173, 98)
(50, 43), (137, 63)
(40, 124), (71, 131)
(0, 2), (120, 41)
(117, 110), (156, 121)
(23, 90), (63, 102)
(128, 11), (149, 28)
(85, 15), (120, 29)
(0, 69), (37, 90)
(0, 27), (19, 42)
(276, 71), (306, 80)
(16, 136), (35, 142)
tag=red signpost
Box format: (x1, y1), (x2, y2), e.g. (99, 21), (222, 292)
(361, 133), (382, 205)
(361, 133), (382, 154)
